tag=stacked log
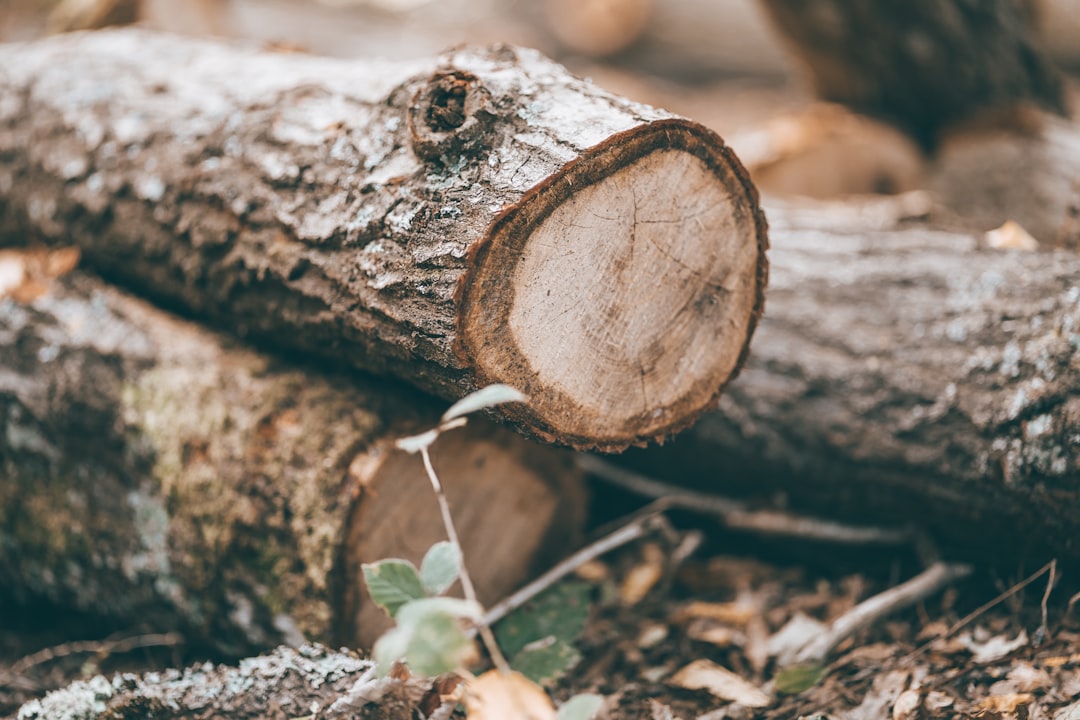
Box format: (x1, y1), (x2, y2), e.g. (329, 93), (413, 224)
(0, 270), (585, 653)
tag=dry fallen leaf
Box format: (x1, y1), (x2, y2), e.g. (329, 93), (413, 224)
(958, 629), (1029, 664)
(464, 670), (556, 720)
(685, 621), (742, 648)
(892, 688), (922, 720)
(989, 662), (1052, 694)
(1055, 699), (1080, 720)
(620, 543), (665, 606)
(672, 598), (759, 627)
(974, 692), (1034, 714)
(668, 659), (770, 708)
(0, 247), (80, 302)
(767, 612), (827, 666)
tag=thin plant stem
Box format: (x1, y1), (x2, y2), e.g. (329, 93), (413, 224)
(483, 512), (661, 627)
(420, 445), (512, 674)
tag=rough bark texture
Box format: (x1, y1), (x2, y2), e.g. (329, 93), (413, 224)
(758, 0), (1068, 146)
(15, 644), (425, 720)
(0, 29), (769, 452)
(0, 272), (585, 655)
(625, 202), (1080, 565)
(929, 113), (1080, 248)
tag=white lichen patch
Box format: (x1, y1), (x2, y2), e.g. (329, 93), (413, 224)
(16, 674), (119, 720)
(385, 200), (420, 234)
(133, 175), (165, 202)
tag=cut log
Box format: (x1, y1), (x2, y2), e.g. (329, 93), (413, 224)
(621, 201), (1080, 564)
(929, 112), (1080, 249)
(15, 644), (412, 720)
(0, 269), (586, 654)
(758, 0), (1068, 146)
(728, 104), (1080, 247)
(0, 29), (769, 452)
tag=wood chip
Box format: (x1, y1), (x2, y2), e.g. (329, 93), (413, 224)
(985, 220), (1039, 251)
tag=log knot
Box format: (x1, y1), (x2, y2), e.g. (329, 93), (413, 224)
(408, 70), (493, 164)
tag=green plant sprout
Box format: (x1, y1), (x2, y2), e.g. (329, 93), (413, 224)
(361, 385), (602, 720)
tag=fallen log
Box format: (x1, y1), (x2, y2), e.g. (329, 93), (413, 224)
(758, 0), (1068, 147)
(15, 644), (406, 720)
(0, 29), (769, 452)
(623, 202), (1080, 564)
(0, 268), (586, 654)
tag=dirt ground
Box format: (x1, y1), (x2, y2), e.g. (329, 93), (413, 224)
(4, 489), (1080, 718)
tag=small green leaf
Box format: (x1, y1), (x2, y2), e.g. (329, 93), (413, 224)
(774, 663), (827, 694)
(401, 608), (474, 677)
(372, 625), (410, 676)
(420, 541), (461, 596)
(442, 384), (528, 423)
(510, 637), (582, 685)
(373, 599), (480, 678)
(363, 559), (426, 618)
(395, 596), (482, 626)
(557, 694), (604, 720)
(495, 581), (591, 659)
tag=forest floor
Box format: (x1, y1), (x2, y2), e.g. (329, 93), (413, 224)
(1, 3), (1078, 718)
(4, 486), (1079, 719)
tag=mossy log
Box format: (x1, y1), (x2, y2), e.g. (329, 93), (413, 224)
(623, 203), (1080, 565)
(758, 0), (1067, 146)
(0, 29), (768, 452)
(0, 272), (585, 654)
(15, 644), (410, 720)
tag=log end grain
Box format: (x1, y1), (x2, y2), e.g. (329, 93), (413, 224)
(458, 120), (769, 452)
(339, 423), (585, 649)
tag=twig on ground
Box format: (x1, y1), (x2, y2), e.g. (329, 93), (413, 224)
(793, 561), (974, 665)
(944, 559), (1057, 640)
(1036, 559), (1056, 644)
(577, 455), (912, 545)
(9, 632), (185, 676)
(483, 511), (670, 628)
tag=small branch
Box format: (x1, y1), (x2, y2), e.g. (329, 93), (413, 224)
(577, 455), (912, 545)
(793, 561), (973, 665)
(9, 632), (185, 676)
(945, 559), (1057, 640)
(1036, 559), (1057, 645)
(483, 511), (667, 628)
(420, 445), (511, 674)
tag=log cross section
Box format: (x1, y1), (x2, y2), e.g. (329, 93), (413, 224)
(0, 30), (769, 451)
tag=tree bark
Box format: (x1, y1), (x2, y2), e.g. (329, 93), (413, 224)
(929, 113), (1080, 249)
(0, 270), (586, 654)
(623, 201), (1080, 565)
(15, 644), (427, 720)
(758, 0), (1068, 146)
(0, 28), (769, 452)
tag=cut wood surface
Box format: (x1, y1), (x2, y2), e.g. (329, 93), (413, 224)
(16, 644), (400, 720)
(0, 29), (769, 452)
(0, 270), (585, 654)
(624, 201), (1080, 564)
(759, 0), (1068, 145)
